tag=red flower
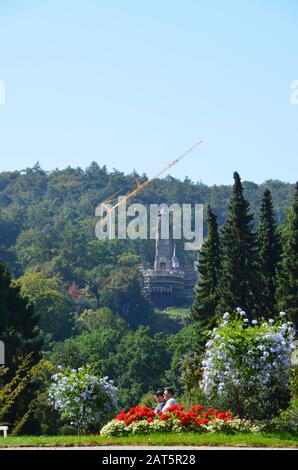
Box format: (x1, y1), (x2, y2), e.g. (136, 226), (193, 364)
(180, 419), (189, 425)
(191, 405), (204, 411)
(112, 404), (234, 427)
(160, 414), (169, 421)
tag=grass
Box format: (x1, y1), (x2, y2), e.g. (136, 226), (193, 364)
(161, 307), (192, 322)
(0, 432), (297, 448)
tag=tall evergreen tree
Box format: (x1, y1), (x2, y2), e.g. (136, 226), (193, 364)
(192, 205), (221, 328)
(217, 172), (259, 318)
(257, 189), (280, 318)
(276, 183), (298, 328)
(0, 261), (42, 375)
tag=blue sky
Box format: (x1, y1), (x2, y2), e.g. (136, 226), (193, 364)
(0, 0), (297, 185)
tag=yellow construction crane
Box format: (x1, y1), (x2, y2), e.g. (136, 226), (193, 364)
(99, 140), (203, 214)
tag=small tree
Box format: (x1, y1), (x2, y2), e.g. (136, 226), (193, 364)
(48, 366), (118, 435)
(201, 309), (295, 419)
(0, 355), (45, 435)
(180, 351), (202, 409)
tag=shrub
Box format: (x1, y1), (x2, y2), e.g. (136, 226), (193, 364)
(48, 365), (118, 434)
(100, 404), (244, 437)
(270, 398), (298, 433)
(201, 310), (295, 419)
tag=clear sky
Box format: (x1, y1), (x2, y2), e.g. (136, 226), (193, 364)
(0, 0), (297, 185)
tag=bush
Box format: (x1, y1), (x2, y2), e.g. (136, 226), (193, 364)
(270, 398), (298, 433)
(48, 365), (118, 434)
(99, 404), (261, 437)
(201, 309), (295, 419)
(138, 392), (157, 409)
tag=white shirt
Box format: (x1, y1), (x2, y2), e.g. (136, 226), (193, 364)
(162, 398), (176, 414)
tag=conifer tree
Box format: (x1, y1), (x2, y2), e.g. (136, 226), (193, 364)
(0, 260), (42, 375)
(217, 172), (259, 318)
(192, 205), (220, 328)
(276, 183), (298, 328)
(257, 189), (280, 318)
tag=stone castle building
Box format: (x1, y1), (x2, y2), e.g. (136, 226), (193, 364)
(141, 212), (198, 308)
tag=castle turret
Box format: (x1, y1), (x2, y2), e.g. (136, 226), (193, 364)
(154, 211), (173, 271)
(171, 244), (180, 269)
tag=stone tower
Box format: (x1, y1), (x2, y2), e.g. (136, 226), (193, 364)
(154, 211), (173, 271)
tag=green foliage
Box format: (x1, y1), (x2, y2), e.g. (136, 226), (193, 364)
(257, 189), (281, 318)
(48, 323), (204, 411)
(15, 270), (75, 342)
(0, 431), (297, 447)
(217, 173), (260, 317)
(0, 166), (294, 282)
(49, 328), (125, 371)
(138, 392), (157, 409)
(201, 310), (295, 420)
(99, 266), (153, 329)
(276, 183), (298, 328)
(271, 398), (298, 433)
(48, 366), (118, 434)
(164, 323), (205, 395)
(0, 165), (297, 431)
(0, 262), (42, 376)
(76, 307), (128, 333)
(180, 351), (202, 408)
(0, 355), (47, 435)
(105, 326), (170, 408)
(192, 205), (220, 328)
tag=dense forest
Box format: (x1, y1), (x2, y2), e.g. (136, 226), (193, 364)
(0, 162), (295, 276)
(0, 163), (297, 434)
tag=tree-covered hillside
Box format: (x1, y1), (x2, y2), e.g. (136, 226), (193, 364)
(0, 163), (297, 432)
(0, 162), (294, 280)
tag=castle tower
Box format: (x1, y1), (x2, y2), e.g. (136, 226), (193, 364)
(154, 211), (173, 271)
(171, 244), (180, 269)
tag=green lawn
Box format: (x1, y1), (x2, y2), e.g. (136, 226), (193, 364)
(160, 307), (192, 323)
(0, 432), (297, 448)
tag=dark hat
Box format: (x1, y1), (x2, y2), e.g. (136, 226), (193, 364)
(155, 390), (164, 396)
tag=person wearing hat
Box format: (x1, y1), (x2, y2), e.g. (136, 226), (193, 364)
(153, 390), (165, 413)
(161, 387), (176, 414)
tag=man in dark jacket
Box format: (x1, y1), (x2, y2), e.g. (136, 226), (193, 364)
(153, 390), (165, 413)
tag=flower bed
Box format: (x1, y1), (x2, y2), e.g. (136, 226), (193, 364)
(100, 404), (261, 436)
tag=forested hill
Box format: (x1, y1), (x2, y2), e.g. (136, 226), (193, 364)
(0, 162), (295, 282)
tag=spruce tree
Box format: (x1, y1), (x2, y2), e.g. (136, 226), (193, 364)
(192, 205), (221, 329)
(217, 172), (259, 318)
(276, 183), (298, 328)
(257, 189), (280, 318)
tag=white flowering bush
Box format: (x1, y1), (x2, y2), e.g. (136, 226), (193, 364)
(48, 366), (118, 434)
(100, 419), (130, 437)
(201, 418), (263, 434)
(201, 309), (296, 419)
